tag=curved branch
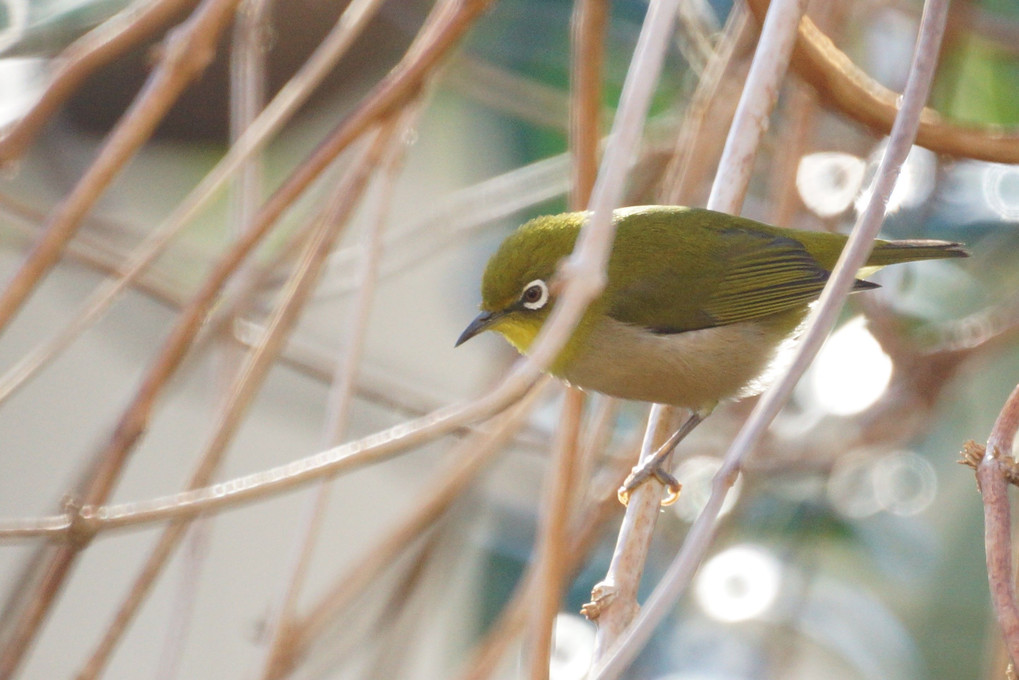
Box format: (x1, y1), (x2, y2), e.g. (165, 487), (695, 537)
(746, 0), (1019, 163)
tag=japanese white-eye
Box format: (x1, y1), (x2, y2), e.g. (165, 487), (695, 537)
(456, 205), (967, 413)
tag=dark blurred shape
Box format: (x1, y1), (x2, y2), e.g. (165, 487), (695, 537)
(64, 0), (424, 141)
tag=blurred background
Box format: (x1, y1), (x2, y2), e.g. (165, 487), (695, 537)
(0, 0), (1016, 678)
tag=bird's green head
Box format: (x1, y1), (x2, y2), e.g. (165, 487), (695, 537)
(456, 213), (585, 353)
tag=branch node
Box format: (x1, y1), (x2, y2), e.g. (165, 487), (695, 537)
(581, 581), (618, 621)
(62, 496), (99, 549)
(160, 19), (218, 81)
(959, 439), (1019, 488)
(958, 439), (985, 471)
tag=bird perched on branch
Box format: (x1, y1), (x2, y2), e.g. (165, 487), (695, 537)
(456, 205), (968, 502)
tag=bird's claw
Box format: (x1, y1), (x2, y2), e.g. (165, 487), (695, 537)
(616, 410), (704, 507)
(617, 462), (682, 507)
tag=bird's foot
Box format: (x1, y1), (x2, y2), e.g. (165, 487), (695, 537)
(617, 462), (682, 507)
(616, 409), (708, 507)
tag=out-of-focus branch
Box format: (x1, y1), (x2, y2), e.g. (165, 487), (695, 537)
(149, 3), (273, 674)
(0, 3), (243, 677)
(517, 2), (607, 677)
(660, 5), (752, 207)
(569, 0), (607, 208)
(454, 437), (634, 680)
(0, 0), (199, 164)
(76, 115), (401, 680)
(526, 388), (584, 680)
(257, 101), (410, 677)
(746, 0), (1019, 163)
(265, 380), (549, 680)
(0, 0), (241, 338)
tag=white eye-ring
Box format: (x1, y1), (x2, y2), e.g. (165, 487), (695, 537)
(520, 279), (549, 310)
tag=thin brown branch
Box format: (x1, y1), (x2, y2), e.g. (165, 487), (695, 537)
(745, 0), (1019, 163)
(569, 0), (608, 208)
(155, 1), (274, 674)
(0, 193), (190, 310)
(257, 104), (409, 677)
(0, 0), (392, 408)
(584, 408), (683, 646)
(358, 533), (446, 680)
(76, 118), (398, 680)
(263, 381), (548, 680)
(526, 388), (585, 680)
(659, 5), (752, 206)
(0, 0), (199, 164)
(524, 19), (606, 671)
(454, 437), (633, 680)
(768, 79), (815, 226)
(976, 384), (1019, 666)
(0, 4), (243, 676)
(0, 3), (491, 668)
(0, 0), (241, 337)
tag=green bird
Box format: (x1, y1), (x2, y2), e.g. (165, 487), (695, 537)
(456, 205), (967, 499)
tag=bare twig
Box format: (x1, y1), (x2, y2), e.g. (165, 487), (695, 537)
(588, 0), (952, 677)
(0, 193), (190, 309)
(0, 0), (199, 163)
(0, 4), (244, 676)
(660, 5), (751, 207)
(454, 438), (633, 680)
(526, 388), (585, 680)
(76, 116), (400, 680)
(155, 2), (275, 676)
(0, 0), (242, 337)
(0, 0), (393, 408)
(264, 380), (550, 680)
(569, 0), (608, 207)
(768, 80), (815, 226)
(975, 384), (1019, 666)
(589, 0), (810, 662)
(521, 2), (608, 673)
(257, 103), (412, 677)
(746, 0), (1019, 163)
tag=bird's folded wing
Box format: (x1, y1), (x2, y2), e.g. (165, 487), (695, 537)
(703, 236), (833, 326)
(607, 231), (871, 334)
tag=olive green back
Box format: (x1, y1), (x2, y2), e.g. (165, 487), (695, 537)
(480, 205), (966, 335)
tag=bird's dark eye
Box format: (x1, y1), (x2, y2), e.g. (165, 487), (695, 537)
(520, 279), (549, 310)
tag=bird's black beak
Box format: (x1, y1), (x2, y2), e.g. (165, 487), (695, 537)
(455, 311), (500, 347)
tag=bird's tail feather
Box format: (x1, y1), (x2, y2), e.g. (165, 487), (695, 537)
(867, 239), (969, 266)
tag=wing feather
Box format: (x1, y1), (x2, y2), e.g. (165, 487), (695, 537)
(605, 224), (859, 333)
(703, 239), (829, 326)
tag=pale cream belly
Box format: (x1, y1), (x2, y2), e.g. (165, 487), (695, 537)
(557, 316), (796, 410)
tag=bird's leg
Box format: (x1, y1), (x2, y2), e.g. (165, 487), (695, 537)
(617, 410), (706, 506)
